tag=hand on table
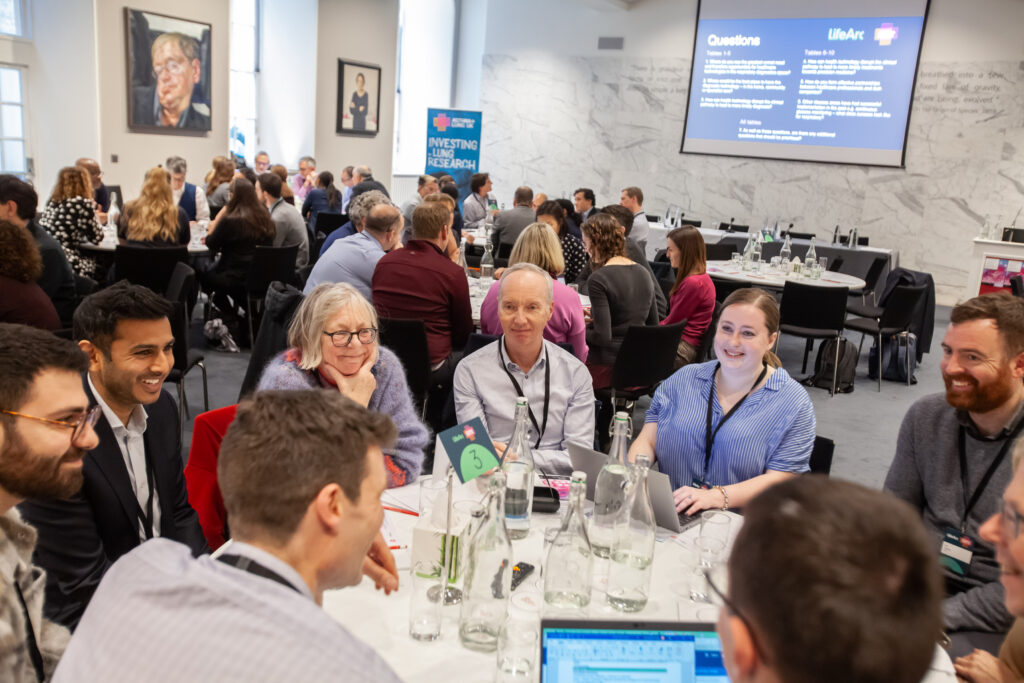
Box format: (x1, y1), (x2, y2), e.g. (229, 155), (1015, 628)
(954, 649), (1017, 682)
(673, 485), (725, 516)
(363, 532), (399, 594)
(322, 347), (378, 407)
(465, 234), (476, 244)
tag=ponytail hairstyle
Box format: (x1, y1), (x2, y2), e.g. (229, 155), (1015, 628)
(719, 287), (782, 368)
(318, 171), (339, 209)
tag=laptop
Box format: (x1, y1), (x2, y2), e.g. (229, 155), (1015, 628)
(540, 619), (730, 683)
(567, 442), (701, 534)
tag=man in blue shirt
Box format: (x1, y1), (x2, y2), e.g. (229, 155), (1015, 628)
(319, 190), (390, 258)
(304, 203), (403, 300)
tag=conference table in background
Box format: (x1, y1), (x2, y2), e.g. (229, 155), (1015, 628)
(79, 238), (210, 254)
(647, 223), (897, 286)
(320, 480), (956, 683)
(706, 260), (867, 291)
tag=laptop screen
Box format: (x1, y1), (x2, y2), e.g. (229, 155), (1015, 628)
(541, 621), (730, 682)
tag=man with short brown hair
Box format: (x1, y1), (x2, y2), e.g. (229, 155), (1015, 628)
(887, 293), (1024, 655)
(721, 475), (942, 683)
(620, 185), (649, 253)
(53, 390), (402, 682)
(492, 185), (535, 252)
(372, 201), (473, 428)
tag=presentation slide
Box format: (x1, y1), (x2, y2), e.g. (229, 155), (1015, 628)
(681, 1), (929, 167)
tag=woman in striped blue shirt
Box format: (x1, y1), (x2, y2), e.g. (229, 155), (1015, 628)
(628, 287), (815, 515)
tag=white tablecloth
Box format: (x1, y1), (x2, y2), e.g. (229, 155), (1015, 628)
(321, 482), (955, 682)
(706, 260), (867, 290)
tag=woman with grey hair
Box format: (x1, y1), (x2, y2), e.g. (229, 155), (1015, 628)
(317, 189), (391, 257)
(256, 282), (428, 486)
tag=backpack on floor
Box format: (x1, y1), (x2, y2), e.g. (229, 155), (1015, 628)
(869, 332), (918, 384)
(803, 337), (858, 393)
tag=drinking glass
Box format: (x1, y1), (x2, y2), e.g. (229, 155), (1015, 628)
(730, 252), (741, 267)
(496, 616), (539, 682)
(409, 560), (443, 641)
(419, 476), (447, 516)
(700, 511), (731, 560)
(695, 535), (726, 570)
(770, 256), (781, 272)
(819, 257), (829, 272)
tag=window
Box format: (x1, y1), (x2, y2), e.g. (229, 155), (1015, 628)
(0, 0), (28, 38)
(229, 0), (258, 165)
(0, 65), (27, 175)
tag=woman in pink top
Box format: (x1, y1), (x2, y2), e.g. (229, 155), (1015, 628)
(480, 222), (589, 361)
(661, 225), (716, 368)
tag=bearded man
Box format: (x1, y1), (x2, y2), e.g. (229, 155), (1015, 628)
(886, 293), (1024, 656)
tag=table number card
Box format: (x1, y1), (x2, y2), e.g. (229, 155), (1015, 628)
(437, 418), (501, 483)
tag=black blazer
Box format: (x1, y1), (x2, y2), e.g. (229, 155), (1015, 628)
(18, 377), (208, 630)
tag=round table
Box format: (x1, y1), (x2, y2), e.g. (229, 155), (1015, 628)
(707, 259), (866, 290)
(321, 482), (955, 683)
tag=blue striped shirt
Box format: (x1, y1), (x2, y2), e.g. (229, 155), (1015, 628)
(646, 360), (815, 490)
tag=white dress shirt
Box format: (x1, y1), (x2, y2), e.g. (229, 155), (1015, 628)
(88, 375), (160, 540)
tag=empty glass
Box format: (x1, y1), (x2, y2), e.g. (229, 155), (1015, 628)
(819, 257), (828, 273)
(409, 560), (443, 641)
(419, 476), (447, 516)
(496, 616), (539, 682)
(699, 511), (731, 564)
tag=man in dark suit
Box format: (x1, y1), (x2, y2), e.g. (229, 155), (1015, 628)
(491, 186), (536, 255)
(19, 281), (208, 630)
(131, 32), (210, 131)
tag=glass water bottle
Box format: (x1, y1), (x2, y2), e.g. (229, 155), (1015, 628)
(543, 471), (593, 608)
(459, 472), (513, 652)
(502, 397), (536, 540)
(591, 412), (631, 559)
(805, 236), (817, 268)
(607, 454), (656, 612)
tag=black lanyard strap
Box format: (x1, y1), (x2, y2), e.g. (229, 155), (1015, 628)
(132, 439), (156, 540)
(497, 338), (550, 450)
(13, 580), (44, 682)
(957, 417), (1024, 533)
(703, 362), (769, 482)
(217, 554), (302, 594)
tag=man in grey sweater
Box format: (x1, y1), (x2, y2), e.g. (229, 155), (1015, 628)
(885, 293), (1024, 656)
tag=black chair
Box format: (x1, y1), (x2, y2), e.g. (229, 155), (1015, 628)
(705, 242), (737, 262)
(379, 318), (432, 420)
(245, 245), (298, 345)
(827, 257), (844, 273)
(165, 261), (198, 319)
(1002, 227), (1024, 244)
(653, 249), (669, 263)
(596, 322), (687, 419)
(809, 436), (835, 475)
(846, 256), (888, 316)
(316, 212), (346, 236)
(784, 230), (816, 241)
(166, 302), (208, 440)
(710, 275), (750, 303)
(718, 222), (749, 233)
(113, 245), (188, 294)
(1012, 274), (1024, 297)
(845, 284), (927, 392)
(837, 234), (870, 246)
(645, 214), (661, 223)
(695, 301), (723, 363)
(777, 281), (849, 395)
(465, 332), (500, 356)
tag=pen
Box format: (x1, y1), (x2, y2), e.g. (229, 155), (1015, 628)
(384, 505), (419, 517)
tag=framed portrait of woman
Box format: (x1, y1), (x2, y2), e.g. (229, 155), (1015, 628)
(336, 59), (381, 137)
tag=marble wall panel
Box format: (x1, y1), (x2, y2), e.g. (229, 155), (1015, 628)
(479, 55), (1024, 304)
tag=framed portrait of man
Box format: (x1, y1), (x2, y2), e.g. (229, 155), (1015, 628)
(125, 8), (212, 134)
(336, 59), (381, 137)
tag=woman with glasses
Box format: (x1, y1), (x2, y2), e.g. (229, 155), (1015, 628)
(256, 282), (428, 486)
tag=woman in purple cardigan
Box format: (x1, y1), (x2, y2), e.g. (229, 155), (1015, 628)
(479, 222), (588, 360)
(256, 282), (429, 486)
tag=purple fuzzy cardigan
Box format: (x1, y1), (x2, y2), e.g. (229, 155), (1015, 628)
(255, 345), (428, 486)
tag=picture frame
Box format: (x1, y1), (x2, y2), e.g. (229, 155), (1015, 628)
(336, 59), (381, 137)
(125, 8), (212, 134)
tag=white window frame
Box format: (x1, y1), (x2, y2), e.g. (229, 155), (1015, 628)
(0, 63), (30, 178)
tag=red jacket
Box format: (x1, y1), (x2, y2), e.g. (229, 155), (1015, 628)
(184, 404), (238, 550)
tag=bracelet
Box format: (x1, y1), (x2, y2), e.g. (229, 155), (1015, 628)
(714, 485), (729, 511)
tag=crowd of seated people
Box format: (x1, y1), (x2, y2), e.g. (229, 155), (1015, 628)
(6, 158), (1021, 683)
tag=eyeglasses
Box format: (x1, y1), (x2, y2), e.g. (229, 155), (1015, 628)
(323, 327), (378, 347)
(1002, 500), (1024, 540)
(2, 404), (101, 443)
(703, 569), (769, 664)
(153, 59), (188, 78)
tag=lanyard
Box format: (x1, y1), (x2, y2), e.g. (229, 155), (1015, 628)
(956, 417), (1024, 533)
(131, 438), (156, 540)
(217, 554), (302, 595)
(498, 338), (550, 450)
(13, 581), (43, 682)
(703, 362), (769, 482)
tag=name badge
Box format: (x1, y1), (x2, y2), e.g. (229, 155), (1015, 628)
(940, 527), (974, 576)
(691, 478), (711, 490)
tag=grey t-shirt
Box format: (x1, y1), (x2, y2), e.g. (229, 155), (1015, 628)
(885, 392), (1023, 633)
(270, 199), (310, 268)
